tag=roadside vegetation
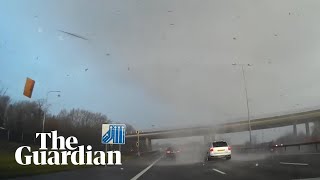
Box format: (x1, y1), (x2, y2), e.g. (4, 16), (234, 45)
(0, 140), (87, 179)
(0, 88), (136, 178)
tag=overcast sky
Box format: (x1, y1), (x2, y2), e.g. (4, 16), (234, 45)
(1, 0), (320, 139)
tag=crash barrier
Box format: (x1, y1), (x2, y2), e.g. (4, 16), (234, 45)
(271, 141), (320, 154)
(233, 141), (320, 154)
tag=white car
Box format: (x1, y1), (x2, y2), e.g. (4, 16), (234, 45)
(206, 141), (231, 161)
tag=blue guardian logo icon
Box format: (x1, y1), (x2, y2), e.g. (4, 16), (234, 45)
(102, 124), (126, 144)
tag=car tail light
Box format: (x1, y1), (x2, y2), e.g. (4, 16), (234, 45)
(228, 146), (231, 150)
(210, 148), (214, 152)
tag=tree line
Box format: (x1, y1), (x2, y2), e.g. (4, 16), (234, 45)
(0, 89), (136, 152)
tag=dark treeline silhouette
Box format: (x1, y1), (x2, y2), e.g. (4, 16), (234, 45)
(0, 91), (136, 152)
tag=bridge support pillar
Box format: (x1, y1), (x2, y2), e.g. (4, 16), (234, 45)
(145, 138), (152, 151)
(313, 120), (320, 137)
(293, 122), (297, 137)
(305, 122), (310, 136)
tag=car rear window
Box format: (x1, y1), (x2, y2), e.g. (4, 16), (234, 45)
(212, 142), (228, 147)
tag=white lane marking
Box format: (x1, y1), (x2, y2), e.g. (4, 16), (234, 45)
(277, 153), (320, 156)
(212, 168), (226, 175)
(130, 156), (162, 180)
(280, 162), (309, 166)
(292, 177), (320, 180)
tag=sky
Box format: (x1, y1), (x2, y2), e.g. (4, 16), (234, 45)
(1, 0), (320, 143)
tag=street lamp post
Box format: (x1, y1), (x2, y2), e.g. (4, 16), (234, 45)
(42, 90), (61, 133)
(232, 63), (252, 144)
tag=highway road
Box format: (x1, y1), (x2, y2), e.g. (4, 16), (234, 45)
(7, 151), (320, 180)
(141, 153), (320, 180)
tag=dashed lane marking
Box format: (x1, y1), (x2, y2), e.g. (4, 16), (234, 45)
(280, 162), (309, 166)
(130, 156), (162, 180)
(212, 168), (227, 175)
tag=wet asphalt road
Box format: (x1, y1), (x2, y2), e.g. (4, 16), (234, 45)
(6, 152), (320, 180)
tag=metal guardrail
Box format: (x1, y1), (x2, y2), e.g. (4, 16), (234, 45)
(272, 141), (320, 152)
(233, 141), (320, 153)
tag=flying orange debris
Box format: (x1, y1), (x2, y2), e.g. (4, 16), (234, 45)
(23, 77), (35, 98)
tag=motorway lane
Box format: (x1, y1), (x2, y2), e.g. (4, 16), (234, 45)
(138, 156), (273, 180)
(139, 152), (320, 180)
(6, 155), (161, 180)
(5, 152), (320, 180)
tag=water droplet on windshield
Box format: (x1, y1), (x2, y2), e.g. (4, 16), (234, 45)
(38, 27), (43, 33)
(58, 36), (64, 41)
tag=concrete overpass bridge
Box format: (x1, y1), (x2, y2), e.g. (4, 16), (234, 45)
(125, 109), (320, 151)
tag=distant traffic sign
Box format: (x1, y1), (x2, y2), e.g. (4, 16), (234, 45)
(101, 124), (126, 144)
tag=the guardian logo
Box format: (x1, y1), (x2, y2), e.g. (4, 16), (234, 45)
(15, 130), (123, 166)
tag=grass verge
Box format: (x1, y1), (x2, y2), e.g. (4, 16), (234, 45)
(0, 151), (90, 179)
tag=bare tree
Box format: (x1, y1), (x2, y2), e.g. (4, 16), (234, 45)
(2, 94), (135, 151)
(0, 95), (10, 127)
